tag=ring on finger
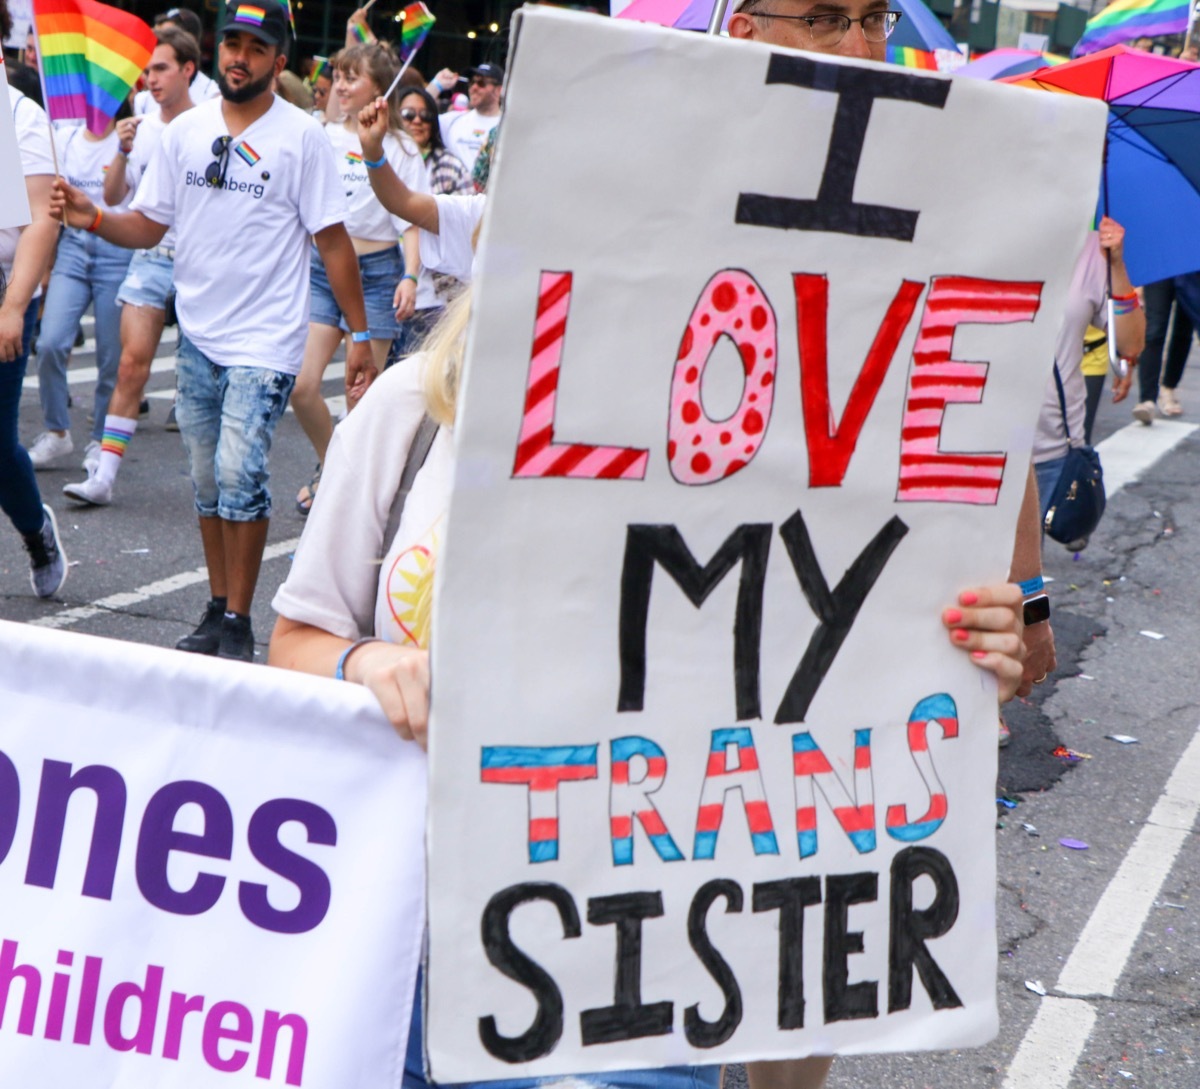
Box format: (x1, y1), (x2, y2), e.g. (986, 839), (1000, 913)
(1033, 674), (1047, 685)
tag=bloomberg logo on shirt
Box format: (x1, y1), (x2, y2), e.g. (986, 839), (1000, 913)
(185, 171), (266, 200)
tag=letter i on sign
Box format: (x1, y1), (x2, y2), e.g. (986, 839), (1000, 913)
(512, 272), (649, 480)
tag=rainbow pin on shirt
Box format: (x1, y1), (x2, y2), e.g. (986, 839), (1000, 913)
(234, 141), (261, 167)
(346, 151), (364, 165)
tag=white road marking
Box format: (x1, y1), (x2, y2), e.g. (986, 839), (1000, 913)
(23, 354), (178, 390)
(1002, 724), (1200, 1088)
(1096, 419), (1198, 496)
(29, 537), (302, 631)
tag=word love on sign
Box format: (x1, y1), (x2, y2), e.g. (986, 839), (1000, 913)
(428, 7), (1107, 1083)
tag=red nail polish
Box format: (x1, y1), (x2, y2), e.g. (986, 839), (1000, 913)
(953, 629), (969, 642)
(971, 650), (987, 659)
(944, 608), (963, 624)
(960, 591), (979, 606)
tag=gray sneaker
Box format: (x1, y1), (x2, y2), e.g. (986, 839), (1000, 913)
(23, 504), (68, 598)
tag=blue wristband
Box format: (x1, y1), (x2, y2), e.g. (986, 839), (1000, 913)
(363, 154), (387, 169)
(350, 330), (372, 343)
(1018, 575), (1045, 597)
(335, 637), (380, 680)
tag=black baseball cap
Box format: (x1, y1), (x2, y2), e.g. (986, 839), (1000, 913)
(469, 63), (504, 83)
(222, 0), (289, 47)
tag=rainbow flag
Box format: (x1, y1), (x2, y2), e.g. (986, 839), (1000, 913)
(234, 140), (260, 166)
(1072, 0), (1190, 56)
(398, 1), (435, 62)
(887, 44), (940, 69)
(33, 0), (156, 136)
(307, 55), (330, 87)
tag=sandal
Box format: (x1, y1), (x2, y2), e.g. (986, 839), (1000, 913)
(296, 464), (322, 516)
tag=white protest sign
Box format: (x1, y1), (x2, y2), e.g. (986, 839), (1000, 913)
(3, 0), (30, 51)
(0, 621), (425, 1087)
(427, 7), (1107, 1080)
(0, 60), (32, 231)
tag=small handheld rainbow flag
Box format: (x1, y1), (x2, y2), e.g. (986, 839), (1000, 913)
(1072, 0), (1190, 56)
(32, 0), (156, 136)
(397, 1), (435, 62)
(307, 55), (331, 87)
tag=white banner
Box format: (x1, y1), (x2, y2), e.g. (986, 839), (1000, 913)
(0, 621), (425, 1087)
(3, 0), (30, 52)
(0, 59), (32, 231)
(425, 7), (1108, 1081)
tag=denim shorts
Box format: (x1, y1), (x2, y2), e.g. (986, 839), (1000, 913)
(309, 244), (404, 340)
(116, 249), (175, 309)
(175, 337), (295, 522)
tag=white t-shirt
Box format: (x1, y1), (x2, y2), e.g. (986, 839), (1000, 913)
(131, 96), (348, 375)
(323, 122), (427, 242)
(124, 109), (178, 248)
(59, 127), (131, 212)
(134, 70), (215, 116)
(438, 108), (498, 174)
(419, 192), (485, 288)
(1, 88), (55, 282)
(273, 358), (452, 646)
(1032, 233), (1107, 464)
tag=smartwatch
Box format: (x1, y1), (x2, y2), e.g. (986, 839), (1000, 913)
(1023, 593), (1050, 627)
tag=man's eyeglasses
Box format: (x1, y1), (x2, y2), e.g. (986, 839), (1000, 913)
(747, 8), (902, 44)
(206, 135), (231, 188)
(468, 77), (498, 87)
(400, 107), (436, 123)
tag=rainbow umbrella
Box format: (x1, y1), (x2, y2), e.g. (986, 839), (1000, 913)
(1004, 45), (1200, 283)
(954, 47), (1069, 80)
(614, 0), (695, 27)
(886, 0), (961, 69)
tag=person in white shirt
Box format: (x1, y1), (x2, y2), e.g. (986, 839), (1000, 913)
(293, 42), (426, 516)
(52, 0), (373, 662)
(132, 5), (219, 115)
(62, 26), (199, 507)
(438, 62), (501, 175)
(26, 111), (135, 472)
(1, 69), (68, 597)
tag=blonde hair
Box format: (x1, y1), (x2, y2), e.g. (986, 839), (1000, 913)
(421, 288), (472, 427)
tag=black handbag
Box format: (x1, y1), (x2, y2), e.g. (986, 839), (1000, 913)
(1043, 362), (1106, 544)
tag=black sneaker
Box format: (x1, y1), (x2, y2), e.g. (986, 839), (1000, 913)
(176, 599), (226, 654)
(139, 398), (151, 417)
(217, 614), (255, 662)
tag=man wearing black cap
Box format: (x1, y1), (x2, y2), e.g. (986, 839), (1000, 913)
(51, 0), (373, 662)
(440, 62), (502, 174)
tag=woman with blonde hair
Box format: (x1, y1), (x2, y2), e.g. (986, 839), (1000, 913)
(269, 283), (1027, 1087)
(293, 42), (428, 514)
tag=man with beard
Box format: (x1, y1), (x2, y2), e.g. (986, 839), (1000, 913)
(52, 0), (373, 662)
(440, 62), (502, 174)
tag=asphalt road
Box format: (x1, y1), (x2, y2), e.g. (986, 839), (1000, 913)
(3, 314), (1198, 1089)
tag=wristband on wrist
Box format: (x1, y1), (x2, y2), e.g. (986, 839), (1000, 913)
(1110, 290), (1138, 302)
(1018, 575), (1044, 597)
(335, 637), (381, 681)
(363, 154), (387, 169)
(350, 330), (372, 343)
(87, 208), (104, 233)
(401, 273), (418, 284)
(117, 147), (130, 157)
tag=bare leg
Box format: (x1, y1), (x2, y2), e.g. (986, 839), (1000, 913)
(292, 323), (342, 465)
(743, 1058), (834, 1089)
(221, 517), (270, 616)
(109, 304), (166, 417)
(198, 515), (226, 600)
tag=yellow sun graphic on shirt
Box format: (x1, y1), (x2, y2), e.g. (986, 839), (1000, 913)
(386, 526), (439, 648)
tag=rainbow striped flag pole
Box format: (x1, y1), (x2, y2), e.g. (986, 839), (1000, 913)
(1072, 0), (1191, 56)
(32, 0), (157, 137)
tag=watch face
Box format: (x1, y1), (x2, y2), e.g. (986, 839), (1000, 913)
(1023, 594), (1051, 626)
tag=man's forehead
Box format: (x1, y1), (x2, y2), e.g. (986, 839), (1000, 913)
(745, 0), (890, 11)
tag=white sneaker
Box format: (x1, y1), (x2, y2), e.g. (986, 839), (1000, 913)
(27, 430), (74, 468)
(63, 474), (113, 506)
(1132, 401), (1155, 426)
(82, 439), (101, 474)
(1157, 387), (1183, 417)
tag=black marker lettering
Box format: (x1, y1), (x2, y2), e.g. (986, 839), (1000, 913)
(888, 847), (963, 1012)
(685, 879), (744, 1047)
